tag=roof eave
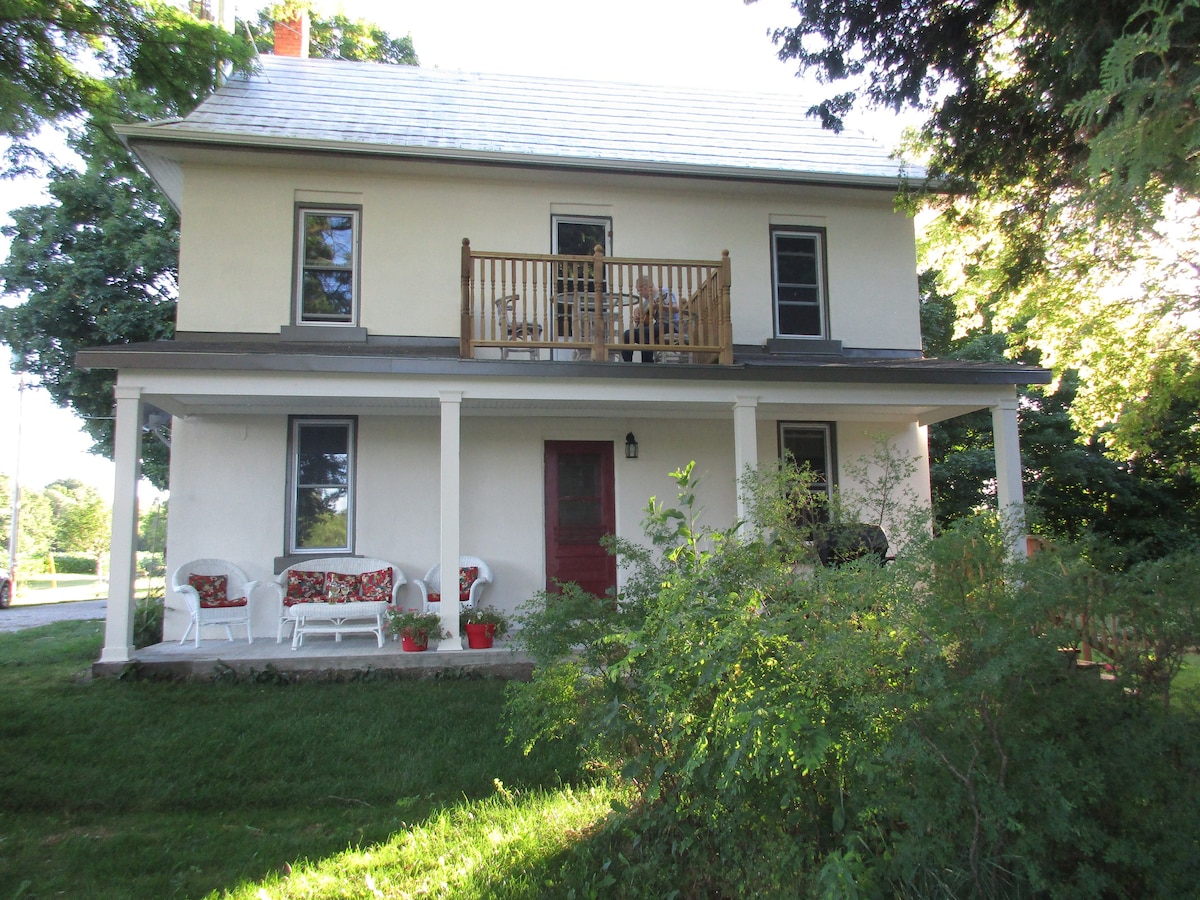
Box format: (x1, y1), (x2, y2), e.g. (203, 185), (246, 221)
(115, 123), (924, 193)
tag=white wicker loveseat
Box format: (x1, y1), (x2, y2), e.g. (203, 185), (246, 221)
(260, 557), (407, 649)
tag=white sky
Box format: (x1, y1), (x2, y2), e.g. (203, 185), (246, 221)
(0, 0), (917, 500)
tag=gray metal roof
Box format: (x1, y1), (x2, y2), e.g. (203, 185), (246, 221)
(119, 55), (922, 190)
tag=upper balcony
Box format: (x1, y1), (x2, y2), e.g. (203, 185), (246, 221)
(460, 240), (733, 364)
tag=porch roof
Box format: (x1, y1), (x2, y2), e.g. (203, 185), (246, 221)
(77, 339), (1050, 428)
(117, 55), (923, 208)
(79, 338), (1047, 386)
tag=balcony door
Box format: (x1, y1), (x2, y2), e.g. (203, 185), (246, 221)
(544, 440), (617, 598)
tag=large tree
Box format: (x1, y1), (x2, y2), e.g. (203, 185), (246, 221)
(0, 0), (249, 160)
(0, 4), (417, 489)
(767, 0), (1200, 498)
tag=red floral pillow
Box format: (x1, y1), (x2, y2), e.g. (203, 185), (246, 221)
(189, 573), (246, 608)
(359, 568), (393, 603)
(285, 569), (325, 607)
(324, 571), (360, 603)
(459, 566), (480, 602)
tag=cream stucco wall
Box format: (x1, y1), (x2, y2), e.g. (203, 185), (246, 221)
(162, 409), (930, 643)
(177, 159), (921, 351)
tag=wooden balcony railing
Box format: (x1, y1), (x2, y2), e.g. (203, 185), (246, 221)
(460, 240), (732, 364)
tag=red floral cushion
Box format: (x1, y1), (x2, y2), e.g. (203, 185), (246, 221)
(324, 571), (360, 603)
(459, 566), (480, 602)
(426, 591), (441, 604)
(359, 568), (393, 603)
(189, 573), (246, 608)
(285, 569), (325, 607)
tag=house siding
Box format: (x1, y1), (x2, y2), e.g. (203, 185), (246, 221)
(161, 409), (927, 643)
(177, 159), (922, 352)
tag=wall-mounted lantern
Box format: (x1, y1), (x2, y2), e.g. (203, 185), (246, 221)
(625, 432), (639, 459)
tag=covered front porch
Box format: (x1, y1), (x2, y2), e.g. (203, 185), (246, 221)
(82, 344), (1041, 672)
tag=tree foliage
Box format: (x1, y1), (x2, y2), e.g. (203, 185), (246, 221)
(248, 2), (418, 65)
(0, 0), (250, 155)
(770, 0), (1200, 462)
(0, 5), (416, 489)
(769, 0), (1199, 216)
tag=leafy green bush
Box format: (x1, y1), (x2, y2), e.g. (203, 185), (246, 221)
(507, 460), (1200, 897)
(133, 586), (165, 649)
(51, 553), (98, 575)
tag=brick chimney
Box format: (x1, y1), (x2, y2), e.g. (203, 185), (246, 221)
(272, 11), (310, 58)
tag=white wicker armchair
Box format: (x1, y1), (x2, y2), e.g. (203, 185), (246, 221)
(171, 559), (254, 647)
(415, 556), (493, 615)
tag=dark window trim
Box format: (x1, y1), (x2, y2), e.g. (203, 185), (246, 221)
(285, 415), (358, 556)
(292, 203), (363, 327)
(770, 225), (829, 339)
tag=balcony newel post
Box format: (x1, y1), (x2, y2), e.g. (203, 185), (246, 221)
(591, 244), (606, 362)
(719, 249), (733, 365)
(460, 238), (474, 359)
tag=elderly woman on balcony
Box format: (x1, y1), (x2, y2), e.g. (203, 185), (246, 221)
(622, 275), (678, 362)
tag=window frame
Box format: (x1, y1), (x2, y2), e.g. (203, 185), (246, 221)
(286, 416), (357, 555)
(293, 205), (362, 326)
(770, 225), (829, 339)
(551, 214), (613, 256)
(777, 421), (836, 513)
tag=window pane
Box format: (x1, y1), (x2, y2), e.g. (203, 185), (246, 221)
(781, 424), (832, 527)
(291, 420), (353, 554)
(304, 214), (354, 267)
(773, 229), (825, 337)
(556, 221), (608, 256)
(302, 271), (354, 320)
(296, 424), (349, 486)
(778, 304), (822, 336)
(294, 488), (349, 549)
(298, 209), (356, 324)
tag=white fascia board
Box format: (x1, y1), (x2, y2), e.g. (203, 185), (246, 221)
(113, 124), (923, 193)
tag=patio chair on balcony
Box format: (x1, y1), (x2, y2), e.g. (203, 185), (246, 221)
(416, 556), (493, 615)
(171, 558), (254, 647)
(496, 294), (542, 359)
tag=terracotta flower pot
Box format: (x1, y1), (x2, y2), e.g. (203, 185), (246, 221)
(465, 622), (495, 649)
(401, 633), (429, 652)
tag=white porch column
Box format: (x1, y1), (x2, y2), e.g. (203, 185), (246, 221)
(437, 391), (463, 650)
(733, 395), (759, 528)
(991, 395), (1028, 558)
(99, 385), (143, 664)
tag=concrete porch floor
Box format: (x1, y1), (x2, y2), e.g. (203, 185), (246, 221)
(94, 634), (534, 680)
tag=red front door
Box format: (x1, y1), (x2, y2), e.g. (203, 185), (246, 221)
(544, 441), (617, 598)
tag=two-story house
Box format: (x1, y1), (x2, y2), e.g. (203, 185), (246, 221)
(82, 50), (1049, 663)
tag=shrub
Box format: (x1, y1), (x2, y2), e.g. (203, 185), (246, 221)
(52, 553), (98, 575)
(133, 594), (164, 648)
(506, 459), (1200, 897)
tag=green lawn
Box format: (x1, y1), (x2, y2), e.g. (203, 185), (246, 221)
(5, 621), (1195, 898)
(0, 622), (621, 899)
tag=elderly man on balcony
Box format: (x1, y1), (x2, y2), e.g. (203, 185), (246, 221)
(622, 275), (677, 362)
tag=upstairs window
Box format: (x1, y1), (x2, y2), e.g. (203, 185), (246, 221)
(772, 227), (828, 338)
(296, 207), (359, 324)
(288, 418), (355, 554)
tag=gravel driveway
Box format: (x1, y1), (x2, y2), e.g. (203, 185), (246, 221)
(0, 600), (107, 633)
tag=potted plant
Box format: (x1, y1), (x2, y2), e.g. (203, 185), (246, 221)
(460, 607), (510, 649)
(384, 608), (447, 652)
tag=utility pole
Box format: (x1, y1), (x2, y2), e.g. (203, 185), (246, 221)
(8, 378), (24, 598)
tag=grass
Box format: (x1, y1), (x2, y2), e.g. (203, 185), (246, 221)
(5, 622), (1196, 898)
(0, 621), (622, 899)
